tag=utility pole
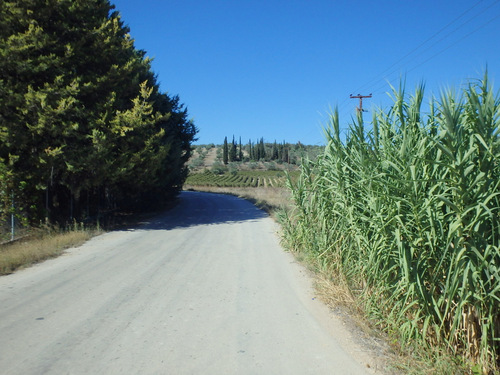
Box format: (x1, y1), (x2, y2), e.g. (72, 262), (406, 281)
(350, 93), (372, 112)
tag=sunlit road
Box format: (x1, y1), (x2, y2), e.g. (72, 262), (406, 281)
(0, 191), (373, 374)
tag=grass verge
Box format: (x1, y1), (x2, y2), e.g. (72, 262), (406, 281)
(0, 228), (99, 276)
(0, 203), (175, 276)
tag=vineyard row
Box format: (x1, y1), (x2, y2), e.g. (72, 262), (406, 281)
(184, 171), (287, 188)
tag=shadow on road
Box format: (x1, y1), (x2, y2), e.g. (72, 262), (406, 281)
(133, 191), (269, 231)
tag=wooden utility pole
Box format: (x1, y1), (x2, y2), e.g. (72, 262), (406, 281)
(350, 93), (372, 112)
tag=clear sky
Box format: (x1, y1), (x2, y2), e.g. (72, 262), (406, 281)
(111, 0), (500, 145)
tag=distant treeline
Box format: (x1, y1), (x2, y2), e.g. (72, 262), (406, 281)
(0, 1), (197, 225)
(220, 137), (322, 164)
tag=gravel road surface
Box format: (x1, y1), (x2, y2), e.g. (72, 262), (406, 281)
(0, 191), (376, 374)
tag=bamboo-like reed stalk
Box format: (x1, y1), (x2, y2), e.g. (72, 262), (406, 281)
(280, 73), (500, 373)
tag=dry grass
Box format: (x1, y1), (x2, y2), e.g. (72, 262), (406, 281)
(0, 230), (97, 275)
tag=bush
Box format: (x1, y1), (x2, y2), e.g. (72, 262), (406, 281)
(211, 161), (227, 175)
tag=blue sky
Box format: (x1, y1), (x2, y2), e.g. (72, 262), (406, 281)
(112, 0), (500, 145)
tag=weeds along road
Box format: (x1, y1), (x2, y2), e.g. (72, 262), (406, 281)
(0, 191), (374, 375)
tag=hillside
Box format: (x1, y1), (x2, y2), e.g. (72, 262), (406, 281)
(187, 143), (323, 173)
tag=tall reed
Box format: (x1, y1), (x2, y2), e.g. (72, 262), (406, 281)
(280, 74), (500, 373)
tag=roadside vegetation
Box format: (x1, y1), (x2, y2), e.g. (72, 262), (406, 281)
(0, 226), (99, 276)
(280, 75), (499, 374)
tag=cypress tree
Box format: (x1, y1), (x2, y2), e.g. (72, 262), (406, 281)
(272, 140), (278, 160)
(223, 137), (228, 164)
(230, 135), (237, 162)
(239, 136), (243, 161)
(258, 138), (265, 160)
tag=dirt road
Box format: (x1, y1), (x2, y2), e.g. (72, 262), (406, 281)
(0, 191), (377, 374)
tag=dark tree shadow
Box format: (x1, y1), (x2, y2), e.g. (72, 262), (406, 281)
(129, 191), (269, 231)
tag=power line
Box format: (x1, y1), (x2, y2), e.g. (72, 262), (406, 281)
(365, 8), (500, 98)
(407, 11), (500, 75)
(352, 0), (499, 97)
(338, 0), (500, 117)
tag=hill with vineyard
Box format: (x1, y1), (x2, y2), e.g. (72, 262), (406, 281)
(185, 142), (322, 188)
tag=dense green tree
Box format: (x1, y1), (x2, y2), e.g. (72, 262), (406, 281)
(0, 0), (196, 223)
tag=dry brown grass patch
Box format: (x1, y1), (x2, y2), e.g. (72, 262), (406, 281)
(0, 230), (97, 275)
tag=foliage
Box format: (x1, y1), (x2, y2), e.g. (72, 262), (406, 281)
(280, 74), (500, 373)
(0, 0), (196, 225)
(210, 161), (227, 175)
